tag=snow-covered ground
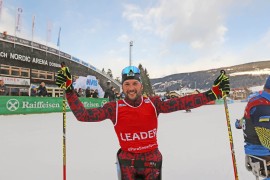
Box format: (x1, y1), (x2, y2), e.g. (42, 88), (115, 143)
(0, 101), (262, 180)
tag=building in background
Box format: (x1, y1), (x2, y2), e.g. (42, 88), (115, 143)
(0, 32), (120, 97)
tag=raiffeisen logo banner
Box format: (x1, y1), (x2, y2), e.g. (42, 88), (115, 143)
(0, 96), (108, 115)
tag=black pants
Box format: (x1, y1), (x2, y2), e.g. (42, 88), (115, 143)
(117, 149), (162, 180)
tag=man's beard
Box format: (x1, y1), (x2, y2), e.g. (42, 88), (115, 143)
(124, 90), (142, 101)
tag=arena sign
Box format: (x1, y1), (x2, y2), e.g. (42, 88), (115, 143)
(0, 51), (61, 68)
(0, 96), (108, 115)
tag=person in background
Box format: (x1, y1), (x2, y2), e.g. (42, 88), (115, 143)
(92, 89), (99, 98)
(78, 88), (84, 97)
(236, 75), (270, 180)
(104, 86), (116, 101)
(103, 86), (111, 99)
(120, 91), (125, 99)
(86, 87), (91, 98)
(37, 82), (48, 97)
(115, 91), (121, 100)
(30, 85), (37, 96)
(0, 79), (8, 96)
(56, 65), (230, 180)
(90, 89), (95, 98)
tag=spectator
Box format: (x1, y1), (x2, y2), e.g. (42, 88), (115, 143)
(0, 80), (7, 96)
(86, 87), (91, 98)
(92, 89), (99, 98)
(30, 86), (37, 96)
(37, 82), (48, 97)
(115, 91), (121, 100)
(104, 86), (116, 101)
(90, 89), (95, 98)
(78, 88), (84, 97)
(120, 91), (125, 99)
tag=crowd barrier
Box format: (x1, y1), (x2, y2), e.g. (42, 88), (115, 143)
(0, 96), (109, 115)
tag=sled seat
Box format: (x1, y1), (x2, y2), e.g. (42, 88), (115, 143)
(245, 155), (270, 179)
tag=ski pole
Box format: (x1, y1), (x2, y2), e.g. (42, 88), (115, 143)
(220, 70), (239, 180)
(63, 91), (67, 180)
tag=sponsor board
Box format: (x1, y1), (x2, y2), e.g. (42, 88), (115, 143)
(0, 96), (108, 115)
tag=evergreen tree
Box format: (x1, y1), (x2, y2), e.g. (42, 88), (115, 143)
(138, 64), (154, 96)
(145, 68), (154, 95)
(107, 69), (113, 78)
(165, 88), (170, 94)
(102, 68), (105, 74)
(115, 77), (121, 83)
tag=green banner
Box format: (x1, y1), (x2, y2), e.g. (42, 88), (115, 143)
(0, 96), (109, 115)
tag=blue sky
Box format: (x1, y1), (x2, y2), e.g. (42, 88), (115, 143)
(1, 0), (270, 78)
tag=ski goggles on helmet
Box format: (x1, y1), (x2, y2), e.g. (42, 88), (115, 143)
(121, 66), (141, 84)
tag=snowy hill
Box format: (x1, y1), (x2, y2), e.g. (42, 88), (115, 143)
(151, 60), (270, 92)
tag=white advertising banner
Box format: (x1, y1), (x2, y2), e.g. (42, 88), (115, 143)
(73, 75), (104, 97)
(0, 76), (30, 86)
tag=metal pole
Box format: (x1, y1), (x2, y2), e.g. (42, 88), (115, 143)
(14, 9), (17, 48)
(223, 96), (239, 180)
(31, 15), (35, 52)
(129, 41), (133, 66)
(62, 91), (67, 180)
(220, 70), (239, 180)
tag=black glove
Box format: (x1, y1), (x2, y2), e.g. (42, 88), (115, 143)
(219, 75), (230, 97)
(205, 70), (230, 100)
(56, 65), (73, 92)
